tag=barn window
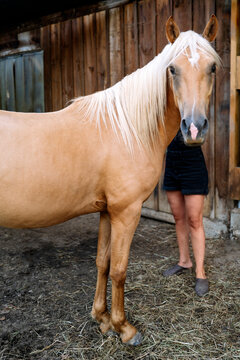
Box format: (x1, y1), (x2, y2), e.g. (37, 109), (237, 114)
(0, 50), (44, 112)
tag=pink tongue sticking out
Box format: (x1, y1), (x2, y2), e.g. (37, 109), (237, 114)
(190, 122), (198, 140)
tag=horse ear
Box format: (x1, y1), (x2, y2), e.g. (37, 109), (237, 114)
(202, 14), (218, 42)
(166, 16), (180, 44)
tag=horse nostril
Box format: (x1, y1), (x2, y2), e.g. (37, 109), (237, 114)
(203, 119), (208, 130)
(181, 119), (187, 132)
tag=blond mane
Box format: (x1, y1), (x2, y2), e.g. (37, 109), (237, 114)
(74, 31), (221, 150)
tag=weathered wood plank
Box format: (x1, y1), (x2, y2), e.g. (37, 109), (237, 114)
(156, 0), (171, 54)
(105, 10), (111, 89)
(138, 0), (156, 67)
(173, 0), (192, 30)
(109, 7), (122, 86)
(60, 20), (74, 107)
(229, 0), (240, 199)
(229, 166), (240, 199)
(215, 0), (231, 201)
(96, 11), (108, 90)
(124, 1), (138, 74)
(50, 23), (62, 111)
(5, 57), (16, 110)
(83, 14), (97, 95)
(0, 60), (7, 109)
(236, 56), (240, 89)
(14, 55), (25, 111)
(40, 25), (51, 111)
(120, 6), (125, 78)
(72, 17), (85, 97)
(23, 53), (34, 112)
(193, 1), (215, 33)
(32, 51), (45, 113)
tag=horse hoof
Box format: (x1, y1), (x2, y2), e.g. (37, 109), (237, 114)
(126, 332), (142, 346)
(105, 329), (115, 337)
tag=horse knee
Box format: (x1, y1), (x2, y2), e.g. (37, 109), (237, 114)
(96, 260), (110, 276)
(92, 300), (107, 317)
(96, 250), (110, 272)
(110, 268), (126, 286)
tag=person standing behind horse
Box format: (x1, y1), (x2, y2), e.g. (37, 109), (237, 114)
(162, 129), (209, 297)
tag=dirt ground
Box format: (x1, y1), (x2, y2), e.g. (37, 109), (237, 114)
(0, 213), (240, 360)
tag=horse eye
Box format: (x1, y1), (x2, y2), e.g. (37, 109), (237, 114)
(169, 66), (176, 75)
(211, 63), (216, 73)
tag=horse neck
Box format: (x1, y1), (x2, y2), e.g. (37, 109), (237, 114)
(162, 80), (181, 147)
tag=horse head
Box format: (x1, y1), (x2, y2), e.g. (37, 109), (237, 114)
(166, 15), (219, 146)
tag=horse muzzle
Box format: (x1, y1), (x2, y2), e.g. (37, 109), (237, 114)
(180, 116), (209, 146)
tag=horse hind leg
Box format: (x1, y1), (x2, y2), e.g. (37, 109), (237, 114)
(91, 211), (111, 334)
(109, 203), (142, 345)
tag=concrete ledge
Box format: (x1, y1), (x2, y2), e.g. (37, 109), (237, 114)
(141, 208), (228, 239)
(230, 208), (240, 239)
(203, 217), (228, 239)
(141, 207), (174, 224)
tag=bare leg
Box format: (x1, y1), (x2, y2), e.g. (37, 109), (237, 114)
(184, 195), (206, 279)
(166, 191), (192, 268)
(109, 204), (142, 344)
(91, 211), (111, 333)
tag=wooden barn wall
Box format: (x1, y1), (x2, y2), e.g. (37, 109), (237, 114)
(0, 0), (229, 221)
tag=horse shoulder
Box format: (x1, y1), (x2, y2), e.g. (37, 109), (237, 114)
(103, 146), (161, 214)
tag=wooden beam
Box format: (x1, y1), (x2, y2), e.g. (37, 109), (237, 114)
(229, 0), (240, 199)
(237, 56), (240, 89)
(0, 0), (134, 37)
(229, 167), (240, 199)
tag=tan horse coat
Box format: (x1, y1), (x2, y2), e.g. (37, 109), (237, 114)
(0, 16), (219, 344)
(0, 96), (177, 229)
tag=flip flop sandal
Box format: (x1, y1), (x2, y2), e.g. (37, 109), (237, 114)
(195, 278), (209, 297)
(162, 264), (191, 277)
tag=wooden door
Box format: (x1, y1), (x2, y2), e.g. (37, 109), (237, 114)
(0, 51), (44, 112)
(229, 0), (240, 199)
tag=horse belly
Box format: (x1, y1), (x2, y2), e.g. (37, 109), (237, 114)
(0, 158), (101, 228)
(0, 181), (100, 228)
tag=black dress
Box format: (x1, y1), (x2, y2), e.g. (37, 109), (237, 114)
(163, 130), (208, 195)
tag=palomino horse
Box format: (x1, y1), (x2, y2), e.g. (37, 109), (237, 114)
(0, 16), (219, 344)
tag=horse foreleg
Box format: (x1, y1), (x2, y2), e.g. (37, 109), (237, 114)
(91, 211), (111, 334)
(109, 204), (142, 345)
